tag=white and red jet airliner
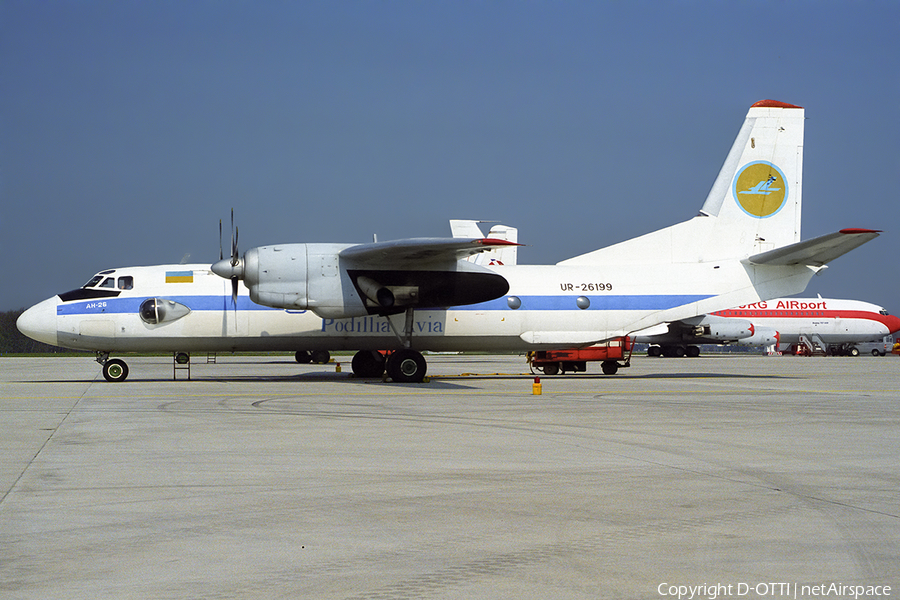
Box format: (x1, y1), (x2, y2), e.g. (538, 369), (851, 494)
(635, 297), (900, 357)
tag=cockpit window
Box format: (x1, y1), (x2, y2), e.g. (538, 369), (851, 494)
(84, 275), (104, 288)
(880, 309), (890, 316)
(118, 276), (134, 290)
(99, 278), (115, 288)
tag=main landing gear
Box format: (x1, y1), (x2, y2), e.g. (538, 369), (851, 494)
(385, 349), (427, 383)
(349, 349), (428, 383)
(295, 350), (331, 364)
(348, 309), (428, 383)
(647, 344), (701, 358)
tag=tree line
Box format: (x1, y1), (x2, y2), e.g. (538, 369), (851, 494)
(0, 309), (73, 354)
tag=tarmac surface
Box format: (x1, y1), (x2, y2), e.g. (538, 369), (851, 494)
(1, 353), (898, 599)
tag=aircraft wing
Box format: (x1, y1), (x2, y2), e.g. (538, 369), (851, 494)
(747, 229), (880, 267)
(339, 237), (521, 265)
(336, 237), (523, 315)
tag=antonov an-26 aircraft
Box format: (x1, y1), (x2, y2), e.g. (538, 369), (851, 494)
(18, 100), (880, 382)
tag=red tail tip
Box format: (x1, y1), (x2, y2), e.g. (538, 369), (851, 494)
(751, 100), (803, 109)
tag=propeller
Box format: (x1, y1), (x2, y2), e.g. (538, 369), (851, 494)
(211, 209), (243, 308)
(229, 209), (240, 305)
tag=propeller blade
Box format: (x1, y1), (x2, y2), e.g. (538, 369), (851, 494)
(231, 277), (239, 306)
(230, 209), (237, 266)
(219, 219), (223, 261)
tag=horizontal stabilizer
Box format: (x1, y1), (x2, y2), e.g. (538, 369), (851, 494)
(340, 237), (521, 265)
(746, 229), (880, 267)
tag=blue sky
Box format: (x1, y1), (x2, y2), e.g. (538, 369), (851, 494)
(2, 1), (898, 311)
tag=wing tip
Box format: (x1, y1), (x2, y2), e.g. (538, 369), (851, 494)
(477, 238), (523, 247)
(839, 228), (881, 234)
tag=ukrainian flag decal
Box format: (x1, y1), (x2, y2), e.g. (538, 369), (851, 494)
(165, 271), (194, 283)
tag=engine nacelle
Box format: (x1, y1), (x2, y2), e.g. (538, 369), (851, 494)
(243, 243), (370, 319)
(236, 242), (510, 320)
(686, 315), (754, 341)
(735, 326), (779, 347)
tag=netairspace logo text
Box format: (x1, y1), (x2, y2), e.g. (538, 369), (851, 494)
(657, 582), (892, 600)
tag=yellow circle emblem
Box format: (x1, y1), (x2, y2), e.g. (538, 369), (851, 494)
(733, 162), (788, 218)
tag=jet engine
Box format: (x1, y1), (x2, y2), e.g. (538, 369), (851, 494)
(684, 315), (754, 341)
(735, 327), (780, 347)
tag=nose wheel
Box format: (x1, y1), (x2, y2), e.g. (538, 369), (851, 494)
(102, 358), (129, 382)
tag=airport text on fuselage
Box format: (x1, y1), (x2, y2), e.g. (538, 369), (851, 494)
(737, 300), (828, 311)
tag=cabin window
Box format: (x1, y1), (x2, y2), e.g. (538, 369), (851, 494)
(118, 276), (133, 290)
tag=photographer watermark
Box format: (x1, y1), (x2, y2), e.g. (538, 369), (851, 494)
(657, 582), (892, 599)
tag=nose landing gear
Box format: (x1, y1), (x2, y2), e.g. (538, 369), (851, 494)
(96, 352), (129, 382)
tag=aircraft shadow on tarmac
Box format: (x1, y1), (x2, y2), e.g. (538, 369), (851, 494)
(21, 370), (795, 390)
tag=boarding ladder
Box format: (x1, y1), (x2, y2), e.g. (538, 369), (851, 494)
(798, 334), (827, 356)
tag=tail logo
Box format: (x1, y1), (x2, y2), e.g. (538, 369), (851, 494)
(733, 161), (788, 218)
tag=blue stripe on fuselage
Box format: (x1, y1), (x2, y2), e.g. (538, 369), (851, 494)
(56, 295), (276, 315)
(56, 293), (713, 316)
(454, 294), (713, 311)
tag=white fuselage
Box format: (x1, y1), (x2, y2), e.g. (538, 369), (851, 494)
(17, 259), (817, 355)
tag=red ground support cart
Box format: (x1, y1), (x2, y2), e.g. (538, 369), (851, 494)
(528, 337), (633, 376)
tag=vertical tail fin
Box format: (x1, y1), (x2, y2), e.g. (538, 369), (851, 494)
(699, 99), (804, 254)
(559, 100), (805, 265)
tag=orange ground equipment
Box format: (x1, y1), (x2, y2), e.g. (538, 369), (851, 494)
(528, 337), (632, 376)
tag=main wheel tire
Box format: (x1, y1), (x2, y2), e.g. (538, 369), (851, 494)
(661, 346), (678, 358)
(310, 350), (331, 364)
(351, 350), (386, 378)
(103, 358), (129, 382)
(295, 350), (312, 364)
(386, 349), (427, 383)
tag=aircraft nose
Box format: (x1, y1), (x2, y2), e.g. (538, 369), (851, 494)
(16, 297), (60, 347)
(889, 316), (900, 336)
